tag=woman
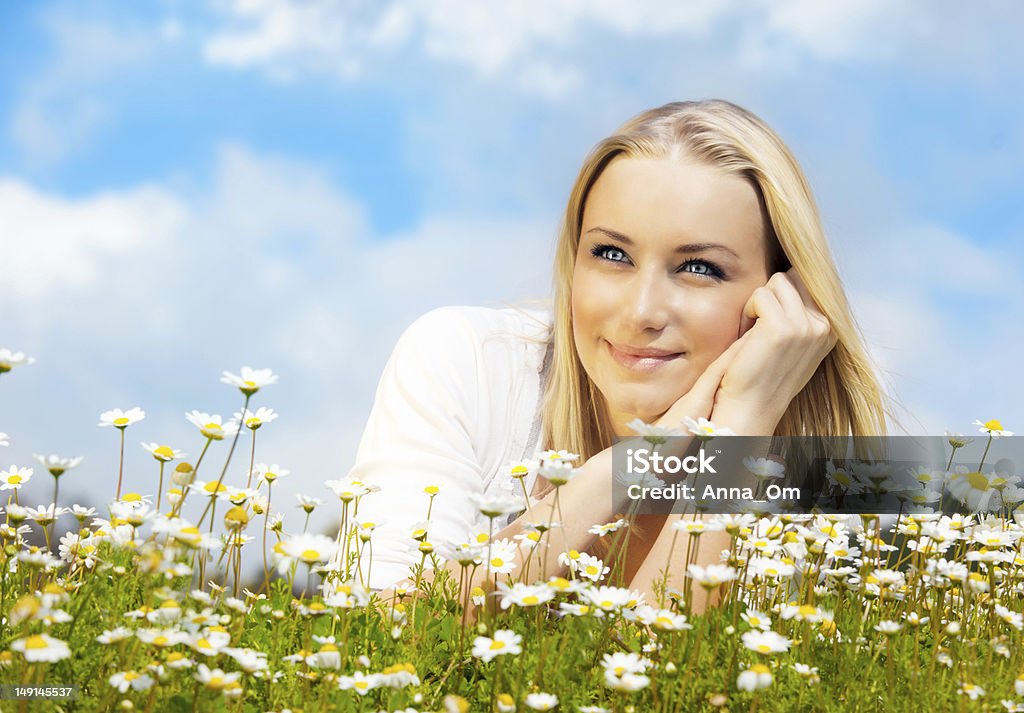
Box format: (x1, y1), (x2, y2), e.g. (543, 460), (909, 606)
(327, 100), (889, 609)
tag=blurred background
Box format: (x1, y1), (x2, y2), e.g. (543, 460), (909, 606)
(1, 1), (1021, 566)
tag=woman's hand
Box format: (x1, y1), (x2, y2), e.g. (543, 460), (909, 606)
(655, 335), (746, 431)
(710, 269), (837, 434)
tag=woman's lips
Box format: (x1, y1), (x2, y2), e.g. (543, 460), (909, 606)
(605, 340), (683, 372)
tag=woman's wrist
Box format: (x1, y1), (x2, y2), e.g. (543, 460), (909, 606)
(710, 400), (784, 436)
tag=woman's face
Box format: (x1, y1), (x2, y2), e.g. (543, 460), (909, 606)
(572, 154), (772, 434)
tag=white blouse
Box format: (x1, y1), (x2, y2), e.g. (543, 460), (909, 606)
(330, 304), (554, 590)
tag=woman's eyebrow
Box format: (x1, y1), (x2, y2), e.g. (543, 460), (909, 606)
(585, 226), (739, 259)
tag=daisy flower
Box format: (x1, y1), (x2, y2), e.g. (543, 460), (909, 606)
(192, 479), (231, 501)
(235, 407), (278, 430)
(791, 663), (820, 684)
(974, 419), (1013, 437)
(32, 454), (83, 476)
(26, 504), (69, 526)
(538, 449), (579, 463)
(944, 429), (974, 448)
(137, 628), (189, 647)
(539, 459), (579, 486)
(742, 630), (791, 655)
(583, 585), (636, 613)
(109, 671), (155, 693)
(626, 418), (682, 444)
(946, 467), (1003, 511)
(189, 629), (232, 657)
(221, 366), (278, 395)
(577, 552), (610, 582)
(97, 627), (133, 644)
(325, 477), (372, 503)
(194, 663), (241, 690)
(472, 629), (522, 662)
(337, 671), (382, 695)
(604, 671), (650, 692)
(296, 494), (322, 512)
(741, 610), (772, 631)
(682, 416), (735, 440)
(525, 692), (558, 711)
(874, 621), (903, 635)
(283, 533), (338, 566)
(185, 411), (238, 441)
(253, 463), (290, 486)
(737, 664), (773, 691)
(507, 459), (538, 480)
(589, 518), (630, 536)
(743, 457), (785, 480)
(497, 582), (554, 609)
(958, 682), (985, 700)
(0, 465), (33, 491)
(686, 563), (738, 588)
(471, 492), (525, 518)
(11, 634), (71, 662)
(485, 538), (518, 576)
(142, 443), (186, 462)
(99, 407), (145, 429)
(0, 349), (35, 373)
(824, 461), (863, 493)
(601, 652), (649, 678)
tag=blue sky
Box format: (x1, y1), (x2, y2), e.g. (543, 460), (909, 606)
(1, 1), (1022, 543)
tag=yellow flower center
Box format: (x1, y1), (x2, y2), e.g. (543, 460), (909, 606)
(522, 595), (539, 605)
(354, 680), (368, 690)
(757, 644), (771, 653)
(153, 636), (169, 646)
(966, 471), (989, 491)
(154, 446), (174, 459)
(489, 640), (506, 650)
(114, 417), (130, 426)
(8, 475), (21, 484)
(25, 635), (48, 650)
(125, 671), (140, 681)
(301, 549), (320, 562)
(750, 664), (771, 675)
(491, 558), (505, 567)
(984, 420), (1003, 431)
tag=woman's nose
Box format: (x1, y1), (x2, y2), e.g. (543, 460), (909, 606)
(623, 270), (673, 332)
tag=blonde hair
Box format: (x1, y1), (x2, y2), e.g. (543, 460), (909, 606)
(539, 99), (890, 467)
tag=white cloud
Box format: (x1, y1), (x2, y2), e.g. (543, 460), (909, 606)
(201, 0), (929, 97)
(0, 178), (186, 301)
(8, 13), (171, 165)
(0, 143), (553, 540)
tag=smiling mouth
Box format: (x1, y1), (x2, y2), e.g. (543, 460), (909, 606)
(605, 341), (683, 372)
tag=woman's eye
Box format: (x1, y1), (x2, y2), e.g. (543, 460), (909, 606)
(680, 259), (725, 280)
(591, 244), (629, 263)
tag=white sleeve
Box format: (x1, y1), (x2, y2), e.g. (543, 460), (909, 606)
(340, 306), (487, 590)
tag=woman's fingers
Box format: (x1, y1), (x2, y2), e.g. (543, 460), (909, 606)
(740, 283), (785, 336)
(681, 336), (746, 412)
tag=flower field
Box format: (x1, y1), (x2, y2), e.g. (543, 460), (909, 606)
(1, 350), (1023, 712)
